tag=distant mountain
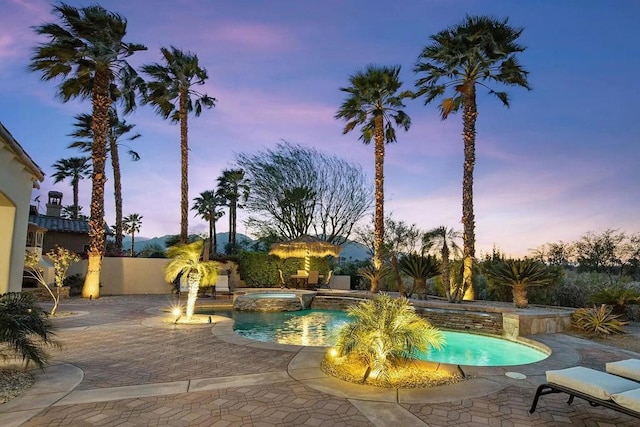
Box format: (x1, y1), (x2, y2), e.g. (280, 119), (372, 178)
(120, 233), (370, 260)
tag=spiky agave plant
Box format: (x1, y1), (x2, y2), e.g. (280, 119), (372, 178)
(165, 240), (218, 320)
(0, 292), (58, 369)
(334, 294), (444, 383)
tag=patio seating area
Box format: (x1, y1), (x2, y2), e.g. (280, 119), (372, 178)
(2, 294), (640, 426)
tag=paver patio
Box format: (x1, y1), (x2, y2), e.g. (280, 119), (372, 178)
(1, 295), (639, 426)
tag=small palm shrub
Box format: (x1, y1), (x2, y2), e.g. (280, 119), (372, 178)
(398, 254), (439, 299)
(482, 258), (559, 308)
(330, 294), (444, 384)
(0, 292), (58, 368)
(590, 284), (640, 315)
(358, 264), (393, 293)
(572, 305), (627, 335)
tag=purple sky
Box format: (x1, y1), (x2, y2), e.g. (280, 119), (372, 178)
(2, 0), (639, 256)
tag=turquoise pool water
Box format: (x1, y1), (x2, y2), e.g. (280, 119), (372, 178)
(223, 309), (549, 366)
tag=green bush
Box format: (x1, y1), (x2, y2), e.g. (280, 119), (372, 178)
(237, 251), (331, 287)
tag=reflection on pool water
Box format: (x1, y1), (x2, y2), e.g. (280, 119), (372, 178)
(223, 309), (549, 366)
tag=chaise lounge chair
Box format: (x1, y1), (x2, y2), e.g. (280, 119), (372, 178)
(606, 359), (640, 382)
(529, 366), (640, 419)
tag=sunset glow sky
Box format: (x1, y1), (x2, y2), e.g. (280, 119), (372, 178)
(2, 0), (639, 256)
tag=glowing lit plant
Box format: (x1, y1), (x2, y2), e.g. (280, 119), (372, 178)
(164, 240), (218, 320)
(24, 246), (80, 316)
(333, 294), (444, 383)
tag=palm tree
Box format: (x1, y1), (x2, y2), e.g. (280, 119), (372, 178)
(69, 110), (141, 254)
(482, 258), (557, 308)
(141, 46), (216, 244)
(192, 190), (225, 257)
(30, 3), (146, 299)
(0, 292), (58, 369)
(217, 169), (249, 255)
(51, 157), (91, 219)
(414, 16), (530, 300)
(164, 240), (218, 320)
(333, 294), (444, 383)
(398, 254), (440, 299)
(122, 213), (143, 256)
(335, 65), (411, 292)
(423, 226), (462, 302)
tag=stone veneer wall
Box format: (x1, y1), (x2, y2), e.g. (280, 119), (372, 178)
(312, 296), (503, 334)
(414, 307), (503, 335)
(310, 296), (366, 310)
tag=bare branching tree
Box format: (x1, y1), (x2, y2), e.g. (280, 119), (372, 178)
(237, 142), (372, 244)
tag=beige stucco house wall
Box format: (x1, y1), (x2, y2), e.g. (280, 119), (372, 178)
(0, 122), (45, 294)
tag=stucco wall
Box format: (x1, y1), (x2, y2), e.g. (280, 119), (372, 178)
(67, 257), (242, 296)
(0, 144), (37, 294)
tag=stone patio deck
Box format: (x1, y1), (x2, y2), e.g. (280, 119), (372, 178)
(1, 294), (639, 426)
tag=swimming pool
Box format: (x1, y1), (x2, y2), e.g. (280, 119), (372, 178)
(225, 309), (549, 366)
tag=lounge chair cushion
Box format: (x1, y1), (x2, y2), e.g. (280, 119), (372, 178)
(606, 359), (640, 382)
(546, 366), (639, 400)
(612, 388), (640, 413)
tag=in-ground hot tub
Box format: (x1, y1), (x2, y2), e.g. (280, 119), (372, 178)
(233, 289), (316, 312)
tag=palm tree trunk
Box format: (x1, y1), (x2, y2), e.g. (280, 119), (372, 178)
(179, 87), (189, 244)
(461, 82), (477, 300)
(83, 70), (110, 299)
(186, 271), (202, 320)
(512, 284), (529, 308)
(208, 217), (213, 257)
(110, 134), (124, 254)
(415, 278), (426, 298)
(441, 245), (452, 301)
(72, 178), (79, 219)
(212, 218), (218, 256)
(130, 231), (135, 257)
(372, 114), (385, 293)
(231, 197), (237, 254)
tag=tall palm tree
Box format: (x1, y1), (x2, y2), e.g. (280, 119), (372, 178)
(30, 3), (146, 299)
(141, 46), (216, 244)
(164, 240), (218, 320)
(335, 65), (411, 292)
(423, 226), (462, 302)
(482, 258), (557, 308)
(122, 213), (143, 256)
(51, 156), (91, 219)
(217, 169), (249, 255)
(69, 110), (141, 254)
(192, 190), (225, 257)
(414, 16), (530, 300)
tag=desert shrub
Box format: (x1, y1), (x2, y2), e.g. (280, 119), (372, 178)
(63, 274), (84, 297)
(572, 305), (627, 335)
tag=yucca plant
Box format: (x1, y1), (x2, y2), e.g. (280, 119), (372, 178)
(357, 264), (393, 293)
(482, 258), (558, 308)
(0, 292), (58, 369)
(398, 254), (440, 299)
(333, 294), (444, 383)
(572, 305), (627, 335)
(165, 240), (218, 320)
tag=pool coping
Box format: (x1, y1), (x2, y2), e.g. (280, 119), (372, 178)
(207, 313), (567, 402)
